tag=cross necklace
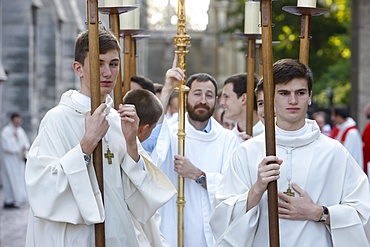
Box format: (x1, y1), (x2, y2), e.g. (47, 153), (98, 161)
(283, 147), (295, 197)
(104, 135), (114, 165)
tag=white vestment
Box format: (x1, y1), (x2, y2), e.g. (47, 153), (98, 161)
(210, 119), (370, 247)
(25, 90), (176, 247)
(151, 113), (240, 247)
(232, 120), (264, 143)
(1, 122), (30, 205)
(334, 117), (363, 168)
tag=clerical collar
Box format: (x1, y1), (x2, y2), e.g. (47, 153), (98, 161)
(71, 90), (91, 109)
(203, 119), (212, 133)
(276, 122), (309, 137)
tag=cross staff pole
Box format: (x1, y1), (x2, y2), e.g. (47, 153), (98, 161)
(282, 6), (329, 66)
(87, 0), (105, 246)
(174, 0), (191, 246)
(260, 0), (280, 246)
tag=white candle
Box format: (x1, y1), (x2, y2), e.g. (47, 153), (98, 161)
(104, 0), (122, 6)
(120, 7), (140, 30)
(104, 0), (135, 6)
(297, 0), (317, 8)
(244, 1), (260, 34)
(133, 7), (140, 29)
(122, 0), (135, 5)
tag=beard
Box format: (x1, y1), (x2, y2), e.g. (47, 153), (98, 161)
(187, 102), (215, 122)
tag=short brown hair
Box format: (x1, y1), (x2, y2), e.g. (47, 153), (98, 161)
(122, 89), (163, 126)
(74, 29), (121, 65)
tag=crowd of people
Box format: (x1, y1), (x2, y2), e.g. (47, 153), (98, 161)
(1, 29), (370, 247)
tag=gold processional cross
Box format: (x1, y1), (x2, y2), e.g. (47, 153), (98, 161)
(104, 146), (114, 165)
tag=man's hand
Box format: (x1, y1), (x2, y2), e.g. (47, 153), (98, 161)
(278, 183), (323, 222)
(247, 156), (282, 211)
(173, 155), (202, 180)
(118, 104), (140, 162)
(163, 54), (185, 92)
(81, 103), (109, 155)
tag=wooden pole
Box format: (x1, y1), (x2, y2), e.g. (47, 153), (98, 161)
(87, 0), (105, 246)
(258, 46), (263, 79)
(246, 38), (256, 136)
(109, 12), (124, 109)
(130, 37), (137, 76)
(260, 0), (280, 246)
(282, 6), (329, 67)
(174, 0), (191, 246)
(299, 14), (311, 66)
(123, 33), (132, 96)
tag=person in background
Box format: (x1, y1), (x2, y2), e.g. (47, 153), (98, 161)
(153, 82), (164, 99)
(25, 29), (175, 247)
(254, 79), (265, 124)
(130, 75), (155, 94)
(330, 106), (363, 168)
(210, 58), (370, 247)
(165, 93), (179, 125)
(1, 112), (30, 209)
(219, 73), (264, 143)
(362, 102), (370, 177)
(151, 60), (240, 246)
(122, 88), (176, 246)
(312, 111), (331, 136)
(220, 109), (235, 130)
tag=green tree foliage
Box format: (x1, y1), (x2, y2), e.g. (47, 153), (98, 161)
(220, 0), (351, 107)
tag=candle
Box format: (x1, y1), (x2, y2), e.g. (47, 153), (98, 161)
(297, 0), (316, 8)
(123, 0), (135, 5)
(244, 1), (260, 34)
(104, 0), (122, 6)
(104, 0), (134, 6)
(120, 7), (140, 30)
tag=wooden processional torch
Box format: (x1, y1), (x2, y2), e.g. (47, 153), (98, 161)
(260, 0), (280, 246)
(87, 0), (105, 246)
(174, 0), (191, 246)
(98, 3), (137, 109)
(282, 0), (329, 66)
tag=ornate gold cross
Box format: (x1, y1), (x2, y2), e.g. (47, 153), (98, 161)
(104, 147), (114, 165)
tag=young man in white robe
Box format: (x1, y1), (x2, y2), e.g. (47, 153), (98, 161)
(219, 73), (264, 143)
(1, 113), (30, 208)
(25, 29), (176, 247)
(150, 68), (240, 247)
(210, 58), (370, 247)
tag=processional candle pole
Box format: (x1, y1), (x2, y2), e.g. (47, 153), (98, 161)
(174, 0), (191, 246)
(282, 0), (329, 66)
(260, 0), (280, 246)
(87, 0), (105, 246)
(234, 0), (262, 136)
(99, 0), (137, 109)
(119, 1), (143, 96)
